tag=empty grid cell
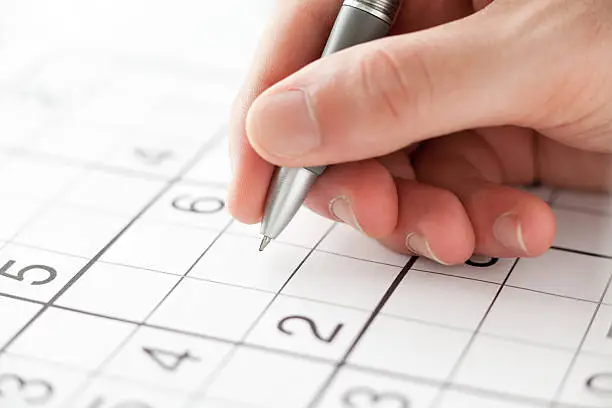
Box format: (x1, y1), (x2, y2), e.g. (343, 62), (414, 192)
(382, 270), (499, 330)
(56, 262), (180, 321)
(15, 205), (129, 258)
(318, 223), (411, 267)
(143, 182), (232, 231)
(349, 315), (472, 381)
(184, 135), (232, 184)
(0, 296), (41, 348)
(61, 170), (163, 216)
(138, 99), (225, 140)
(282, 251), (401, 311)
(0, 197), (44, 240)
(206, 347), (334, 408)
(453, 336), (574, 400)
(147, 278), (273, 342)
(480, 287), (596, 350)
(101, 221), (218, 275)
(189, 399), (264, 408)
(0, 157), (85, 201)
(246, 295), (370, 361)
(104, 326), (233, 393)
(581, 304), (612, 357)
(0, 243), (88, 302)
(508, 249), (612, 302)
(438, 390), (547, 408)
(413, 255), (516, 284)
(318, 368), (439, 408)
(558, 353), (612, 407)
(0, 95), (54, 148)
(0, 354), (88, 408)
(553, 208), (612, 257)
(554, 189), (612, 214)
(71, 375), (190, 408)
(189, 233), (309, 292)
(229, 207), (334, 248)
(8, 308), (134, 370)
(31, 124), (122, 163)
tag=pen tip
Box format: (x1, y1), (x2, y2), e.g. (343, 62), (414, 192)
(259, 236), (272, 252)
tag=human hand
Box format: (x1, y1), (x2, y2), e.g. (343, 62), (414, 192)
(227, 0), (612, 265)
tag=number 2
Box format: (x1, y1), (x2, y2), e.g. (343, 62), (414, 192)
(0, 260), (57, 286)
(342, 387), (410, 408)
(277, 315), (343, 344)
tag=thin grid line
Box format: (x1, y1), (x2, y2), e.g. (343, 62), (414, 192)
(429, 258), (520, 408)
(62, 219), (236, 405)
(52, 126), (231, 405)
(550, 273), (612, 407)
(306, 256), (418, 408)
(0, 124), (227, 398)
(180, 222), (336, 407)
(2, 136), (612, 408)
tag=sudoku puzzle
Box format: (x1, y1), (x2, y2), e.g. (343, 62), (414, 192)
(0, 2), (611, 408)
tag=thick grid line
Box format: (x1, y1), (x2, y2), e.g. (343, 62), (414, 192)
(3, 66), (612, 407)
(429, 258), (520, 408)
(306, 256), (418, 408)
(550, 273), (612, 407)
(179, 221), (337, 407)
(63, 219), (236, 405)
(0, 124), (227, 356)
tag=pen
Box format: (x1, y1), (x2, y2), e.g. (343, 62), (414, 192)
(259, 0), (402, 251)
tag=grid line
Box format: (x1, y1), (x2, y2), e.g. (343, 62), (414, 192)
(306, 256), (418, 408)
(550, 273), (612, 407)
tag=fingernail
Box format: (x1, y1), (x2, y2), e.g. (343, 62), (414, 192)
(329, 196), (363, 233)
(405, 232), (448, 265)
(248, 89), (321, 158)
(493, 212), (528, 253)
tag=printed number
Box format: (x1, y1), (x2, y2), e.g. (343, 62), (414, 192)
(277, 315), (343, 344)
(86, 397), (153, 408)
(171, 196), (224, 214)
(342, 387), (410, 408)
(134, 148), (174, 166)
(0, 260), (57, 286)
(465, 255), (499, 268)
(586, 373), (612, 394)
(143, 347), (200, 371)
(0, 374), (54, 404)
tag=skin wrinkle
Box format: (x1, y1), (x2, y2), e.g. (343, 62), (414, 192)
(229, 0), (612, 262)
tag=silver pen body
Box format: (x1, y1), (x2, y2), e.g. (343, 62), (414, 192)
(260, 0), (401, 249)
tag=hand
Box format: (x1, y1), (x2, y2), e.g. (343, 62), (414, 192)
(227, 0), (612, 265)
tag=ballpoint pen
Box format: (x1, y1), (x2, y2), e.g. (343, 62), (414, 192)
(259, 0), (403, 251)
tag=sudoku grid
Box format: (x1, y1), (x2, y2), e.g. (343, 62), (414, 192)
(0, 45), (611, 408)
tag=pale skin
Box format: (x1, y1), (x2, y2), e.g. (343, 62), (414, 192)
(227, 0), (612, 265)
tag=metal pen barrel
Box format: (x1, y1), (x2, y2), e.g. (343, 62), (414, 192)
(259, 0), (402, 250)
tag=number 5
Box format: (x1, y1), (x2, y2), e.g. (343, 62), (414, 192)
(0, 261), (57, 286)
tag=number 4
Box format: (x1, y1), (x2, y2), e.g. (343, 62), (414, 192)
(142, 347), (200, 372)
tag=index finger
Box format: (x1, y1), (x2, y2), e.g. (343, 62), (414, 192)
(227, 0), (342, 224)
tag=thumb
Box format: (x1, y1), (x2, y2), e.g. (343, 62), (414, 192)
(245, 4), (545, 167)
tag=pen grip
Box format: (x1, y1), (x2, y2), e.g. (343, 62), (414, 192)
(305, 4), (392, 177)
